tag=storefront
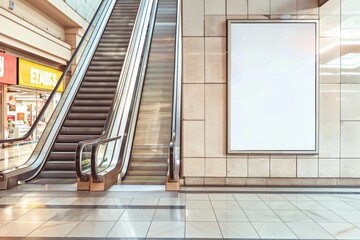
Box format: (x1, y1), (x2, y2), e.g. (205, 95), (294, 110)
(0, 52), (17, 140)
(1, 55), (63, 141)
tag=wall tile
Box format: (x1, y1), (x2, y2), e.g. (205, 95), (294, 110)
(248, 0), (270, 15)
(319, 84), (340, 158)
(205, 15), (226, 36)
(183, 84), (204, 120)
(341, 159), (360, 178)
(227, 156), (248, 177)
(183, 158), (205, 177)
(271, 0), (297, 14)
(185, 178), (204, 185)
(297, 158), (319, 177)
(183, 121), (205, 157)
(183, 37), (204, 84)
(205, 158), (227, 177)
(341, 84), (360, 120)
(205, 0), (225, 14)
(205, 84), (226, 157)
(341, 122), (360, 158)
(297, 0), (319, 15)
(204, 178), (226, 185)
(248, 155), (270, 177)
(183, 0), (204, 36)
(227, 0), (247, 15)
(227, 15), (248, 20)
(205, 37), (226, 83)
(270, 156), (296, 177)
(320, 38), (340, 84)
(319, 158), (340, 177)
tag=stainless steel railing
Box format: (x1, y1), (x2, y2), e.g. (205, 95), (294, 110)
(168, 0), (182, 182)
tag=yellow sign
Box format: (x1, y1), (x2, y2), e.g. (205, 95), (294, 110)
(18, 58), (64, 92)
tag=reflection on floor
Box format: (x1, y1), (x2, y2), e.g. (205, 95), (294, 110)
(0, 142), (36, 171)
(0, 185), (360, 239)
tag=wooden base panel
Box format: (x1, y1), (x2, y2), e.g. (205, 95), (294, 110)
(77, 178), (90, 191)
(166, 176), (180, 191)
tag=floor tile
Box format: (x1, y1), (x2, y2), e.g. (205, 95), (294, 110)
(252, 222), (297, 239)
(67, 221), (114, 237)
(320, 222), (360, 239)
(303, 210), (347, 223)
(119, 209), (155, 221)
(17, 208), (63, 221)
(153, 209), (185, 222)
(185, 209), (217, 221)
(107, 221), (150, 238)
(233, 193), (261, 201)
(101, 197), (132, 206)
(147, 221), (185, 238)
(45, 198), (78, 205)
(321, 201), (357, 211)
(346, 201), (360, 211)
(15, 197), (52, 206)
(308, 194), (340, 202)
(84, 209), (124, 221)
(244, 209), (281, 222)
(274, 210), (314, 223)
(0, 198), (20, 204)
(158, 198), (185, 206)
(209, 193), (235, 201)
(258, 193), (286, 201)
(211, 200), (241, 210)
(265, 200), (298, 210)
(130, 198), (159, 206)
(214, 209), (248, 221)
(290, 200), (328, 210)
(71, 197), (106, 205)
(219, 221), (259, 238)
(334, 211), (360, 222)
(51, 208), (93, 221)
(0, 220), (11, 228)
(186, 200), (212, 209)
(186, 194), (209, 201)
(282, 194), (313, 201)
(28, 221), (80, 237)
(186, 222), (222, 238)
(237, 200), (270, 210)
(0, 220), (44, 237)
(0, 208), (32, 220)
(334, 195), (360, 202)
(287, 222), (335, 239)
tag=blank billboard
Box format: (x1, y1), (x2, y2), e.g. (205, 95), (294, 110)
(228, 21), (318, 153)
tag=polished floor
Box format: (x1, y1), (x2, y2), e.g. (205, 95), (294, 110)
(0, 185), (359, 239)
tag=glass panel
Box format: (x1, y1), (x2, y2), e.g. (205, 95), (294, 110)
(4, 86), (61, 141)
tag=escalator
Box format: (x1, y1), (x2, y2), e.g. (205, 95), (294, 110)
(121, 0), (177, 185)
(35, 0), (140, 180)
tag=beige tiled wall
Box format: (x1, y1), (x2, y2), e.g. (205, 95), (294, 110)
(182, 0), (360, 185)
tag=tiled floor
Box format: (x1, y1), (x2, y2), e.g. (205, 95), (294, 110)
(0, 185), (360, 239)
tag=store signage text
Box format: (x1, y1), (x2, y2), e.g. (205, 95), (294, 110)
(18, 58), (63, 92)
(0, 52), (17, 85)
(30, 68), (58, 88)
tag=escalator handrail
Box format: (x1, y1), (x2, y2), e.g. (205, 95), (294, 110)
(75, 0), (155, 183)
(0, 0), (107, 145)
(168, 0), (182, 182)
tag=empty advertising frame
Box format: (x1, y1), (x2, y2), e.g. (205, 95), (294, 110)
(228, 20), (318, 154)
